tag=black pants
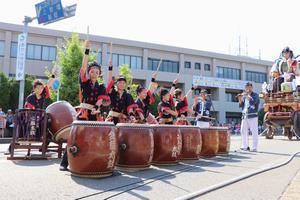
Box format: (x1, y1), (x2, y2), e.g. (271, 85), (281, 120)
(60, 148), (68, 168)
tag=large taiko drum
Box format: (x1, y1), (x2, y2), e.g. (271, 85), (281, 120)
(199, 127), (219, 157)
(46, 101), (77, 143)
(179, 126), (202, 160)
(14, 109), (47, 142)
(116, 123), (154, 171)
(217, 127), (230, 154)
(67, 121), (117, 178)
(151, 125), (182, 165)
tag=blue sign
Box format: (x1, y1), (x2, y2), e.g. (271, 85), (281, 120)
(35, 0), (64, 24)
(52, 79), (61, 91)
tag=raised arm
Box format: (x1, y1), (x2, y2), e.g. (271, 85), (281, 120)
(170, 78), (179, 96)
(148, 72), (158, 93)
(81, 40), (91, 76)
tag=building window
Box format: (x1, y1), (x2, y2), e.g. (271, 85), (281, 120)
(204, 64), (211, 71)
(225, 92), (239, 102)
(195, 62), (201, 70)
(10, 42), (17, 58)
(217, 66), (241, 80)
(27, 44), (42, 60)
(42, 46), (56, 61)
(148, 58), (179, 73)
(0, 41), (4, 56)
(96, 52), (102, 64)
(246, 71), (267, 83)
(184, 61), (191, 68)
(106, 52), (142, 69)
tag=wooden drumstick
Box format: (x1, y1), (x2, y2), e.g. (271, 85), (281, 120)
(109, 42), (113, 62)
(87, 25), (89, 41)
(156, 58), (162, 72)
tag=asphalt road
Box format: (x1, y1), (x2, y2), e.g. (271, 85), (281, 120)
(0, 135), (299, 200)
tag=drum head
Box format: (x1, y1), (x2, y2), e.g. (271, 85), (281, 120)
(53, 125), (71, 143)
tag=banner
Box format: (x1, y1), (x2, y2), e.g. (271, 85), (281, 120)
(193, 75), (248, 90)
(16, 33), (27, 81)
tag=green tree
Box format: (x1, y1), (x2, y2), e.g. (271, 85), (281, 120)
(0, 72), (10, 110)
(57, 33), (95, 106)
(0, 73), (36, 111)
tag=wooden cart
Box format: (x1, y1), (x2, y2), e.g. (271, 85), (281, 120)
(262, 92), (300, 140)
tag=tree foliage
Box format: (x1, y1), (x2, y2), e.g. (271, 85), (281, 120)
(0, 72), (38, 111)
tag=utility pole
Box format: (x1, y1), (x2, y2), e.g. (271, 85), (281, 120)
(17, 16), (36, 109)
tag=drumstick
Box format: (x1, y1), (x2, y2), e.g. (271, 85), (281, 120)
(87, 25), (89, 41)
(109, 42), (113, 62)
(187, 116), (216, 120)
(156, 58), (162, 72)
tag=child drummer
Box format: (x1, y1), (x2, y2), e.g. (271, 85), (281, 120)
(134, 72), (158, 124)
(157, 78), (179, 124)
(77, 40), (110, 121)
(60, 40), (110, 171)
(174, 86), (194, 125)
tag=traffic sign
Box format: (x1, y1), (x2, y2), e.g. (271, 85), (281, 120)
(16, 33), (27, 81)
(35, 0), (64, 24)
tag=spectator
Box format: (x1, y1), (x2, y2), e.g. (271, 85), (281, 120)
(5, 109), (14, 137)
(0, 108), (6, 138)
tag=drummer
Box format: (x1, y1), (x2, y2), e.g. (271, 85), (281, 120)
(4, 77), (54, 155)
(193, 89), (212, 128)
(157, 78), (179, 124)
(60, 40), (110, 171)
(24, 78), (54, 109)
(174, 86), (194, 125)
(105, 65), (137, 124)
(134, 72), (158, 124)
(77, 40), (111, 121)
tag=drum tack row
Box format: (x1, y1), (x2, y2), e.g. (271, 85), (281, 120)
(67, 121), (230, 178)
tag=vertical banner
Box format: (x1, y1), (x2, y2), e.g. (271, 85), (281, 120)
(16, 33), (27, 81)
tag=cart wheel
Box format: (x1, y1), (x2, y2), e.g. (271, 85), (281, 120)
(291, 127), (300, 141)
(266, 126), (274, 139)
(293, 110), (300, 140)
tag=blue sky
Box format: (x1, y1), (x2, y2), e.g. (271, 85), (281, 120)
(1, 0), (299, 61)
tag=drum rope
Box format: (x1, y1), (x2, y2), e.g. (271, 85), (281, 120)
(175, 151), (300, 200)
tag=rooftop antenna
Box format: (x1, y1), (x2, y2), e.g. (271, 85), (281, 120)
(259, 49), (262, 59)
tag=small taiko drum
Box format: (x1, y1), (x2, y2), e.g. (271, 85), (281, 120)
(116, 123), (154, 171)
(151, 125), (182, 165)
(14, 109), (47, 142)
(67, 121), (117, 178)
(46, 101), (77, 143)
(217, 127), (230, 154)
(199, 127), (219, 157)
(179, 126), (202, 160)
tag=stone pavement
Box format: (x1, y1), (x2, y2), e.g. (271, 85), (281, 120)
(280, 167), (300, 200)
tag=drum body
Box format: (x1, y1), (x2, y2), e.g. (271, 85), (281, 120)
(14, 109), (47, 142)
(116, 123), (154, 170)
(199, 127), (219, 157)
(217, 127), (230, 154)
(179, 126), (202, 160)
(67, 121), (117, 178)
(151, 125), (182, 165)
(46, 101), (77, 143)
